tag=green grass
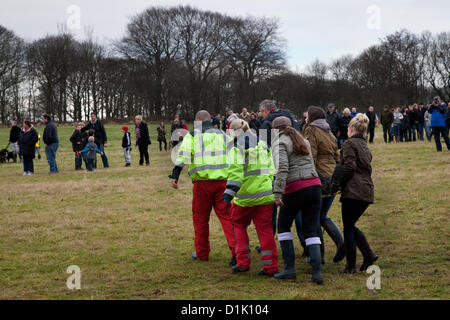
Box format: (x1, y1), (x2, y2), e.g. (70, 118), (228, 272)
(0, 124), (449, 299)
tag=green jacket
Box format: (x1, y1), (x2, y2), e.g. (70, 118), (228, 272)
(224, 137), (274, 207)
(170, 121), (230, 181)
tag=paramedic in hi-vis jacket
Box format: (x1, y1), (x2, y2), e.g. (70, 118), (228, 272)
(169, 110), (236, 265)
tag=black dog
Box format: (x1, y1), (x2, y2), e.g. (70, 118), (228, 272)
(0, 149), (14, 163)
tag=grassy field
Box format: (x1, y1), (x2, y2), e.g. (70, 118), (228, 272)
(0, 123), (449, 300)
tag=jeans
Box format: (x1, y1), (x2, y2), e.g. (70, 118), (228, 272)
(35, 147), (41, 159)
(159, 139), (167, 151)
(431, 127), (450, 152)
(424, 123), (432, 141)
(45, 143), (59, 173)
(123, 147), (131, 164)
(86, 158), (95, 171)
(417, 123), (424, 141)
(409, 124), (417, 141)
(23, 155), (34, 173)
(98, 144), (109, 168)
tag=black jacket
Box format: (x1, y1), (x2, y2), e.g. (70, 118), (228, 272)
(18, 128), (38, 156)
(365, 111), (377, 129)
(122, 132), (131, 148)
(9, 125), (21, 143)
(414, 108), (425, 124)
(338, 115), (353, 140)
(136, 122), (151, 146)
(81, 120), (107, 146)
(408, 110), (417, 125)
(260, 109), (301, 147)
(70, 130), (83, 152)
(326, 111), (341, 135)
(43, 121), (59, 145)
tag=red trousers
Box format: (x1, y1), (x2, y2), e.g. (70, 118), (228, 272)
(231, 204), (278, 274)
(192, 180), (236, 261)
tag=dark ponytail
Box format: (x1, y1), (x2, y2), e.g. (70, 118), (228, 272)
(282, 126), (309, 155)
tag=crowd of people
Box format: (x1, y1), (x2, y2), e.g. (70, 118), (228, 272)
(4, 95), (449, 285)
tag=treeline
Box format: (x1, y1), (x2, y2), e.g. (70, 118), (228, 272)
(0, 5), (449, 123)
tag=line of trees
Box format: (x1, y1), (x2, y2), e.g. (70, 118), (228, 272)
(0, 5), (449, 124)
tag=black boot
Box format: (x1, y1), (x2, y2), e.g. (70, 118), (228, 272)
(274, 240), (296, 280)
(340, 243), (356, 274)
(308, 244), (323, 284)
(355, 231), (378, 271)
(232, 265), (249, 273)
(300, 241), (309, 257)
(318, 227), (325, 265)
(229, 256), (237, 267)
(322, 219), (345, 263)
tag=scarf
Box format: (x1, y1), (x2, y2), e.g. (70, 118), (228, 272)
(310, 119), (331, 132)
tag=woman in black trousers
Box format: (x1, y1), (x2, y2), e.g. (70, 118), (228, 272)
(135, 115), (151, 166)
(339, 114), (378, 274)
(271, 116), (323, 284)
(18, 120), (39, 175)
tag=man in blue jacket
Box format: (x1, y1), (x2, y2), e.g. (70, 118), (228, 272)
(429, 96), (450, 152)
(42, 114), (59, 174)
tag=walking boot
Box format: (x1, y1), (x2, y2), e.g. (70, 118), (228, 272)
(300, 241), (309, 257)
(274, 240), (296, 280)
(318, 227), (325, 265)
(308, 244), (323, 285)
(340, 243), (356, 274)
(322, 219), (346, 263)
(229, 256), (237, 267)
(355, 231), (378, 271)
(232, 265), (249, 273)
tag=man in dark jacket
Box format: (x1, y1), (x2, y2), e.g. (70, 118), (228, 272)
(365, 106), (377, 143)
(326, 103), (341, 139)
(135, 115), (151, 166)
(416, 103), (426, 141)
(18, 121), (38, 175)
(9, 120), (22, 163)
(81, 112), (109, 168)
(380, 105), (394, 143)
(259, 99), (300, 148)
(407, 105), (417, 142)
(42, 114), (59, 174)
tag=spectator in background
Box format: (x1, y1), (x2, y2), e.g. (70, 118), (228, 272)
(365, 106), (377, 144)
(249, 112), (261, 133)
(392, 107), (403, 143)
(211, 113), (221, 129)
(408, 105), (417, 142)
(400, 107), (410, 142)
(424, 108), (432, 142)
(9, 120), (21, 163)
(299, 112), (308, 132)
(380, 105), (394, 143)
(446, 102), (450, 129)
(350, 107), (358, 118)
(81, 112), (109, 169)
(35, 131), (41, 160)
(416, 103), (426, 141)
(181, 119), (189, 131)
(428, 96), (450, 152)
(70, 122), (84, 170)
(226, 109), (239, 129)
(135, 115), (151, 166)
(171, 118), (183, 147)
(338, 108), (353, 148)
(326, 103), (340, 140)
(42, 114), (59, 174)
(18, 120), (38, 176)
(157, 121), (168, 152)
(239, 108), (251, 123)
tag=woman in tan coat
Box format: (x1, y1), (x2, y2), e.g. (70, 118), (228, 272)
(298, 106), (345, 264)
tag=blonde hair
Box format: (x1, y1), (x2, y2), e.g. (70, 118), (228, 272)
(229, 119), (254, 138)
(349, 113), (370, 136)
(77, 122), (84, 127)
(135, 115), (143, 121)
(343, 108), (350, 115)
(88, 136), (95, 142)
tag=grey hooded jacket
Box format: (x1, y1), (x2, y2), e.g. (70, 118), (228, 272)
(272, 132), (318, 198)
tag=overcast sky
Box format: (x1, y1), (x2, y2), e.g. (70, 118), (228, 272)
(1, 0), (449, 70)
